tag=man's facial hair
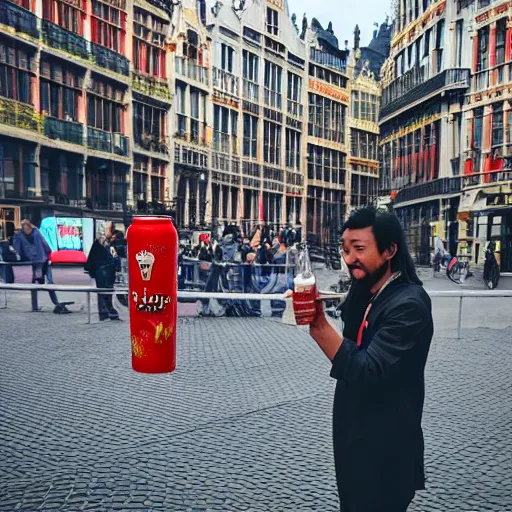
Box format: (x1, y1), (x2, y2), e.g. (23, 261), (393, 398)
(358, 260), (390, 291)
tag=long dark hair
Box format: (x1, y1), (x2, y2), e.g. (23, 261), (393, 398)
(341, 207), (422, 286)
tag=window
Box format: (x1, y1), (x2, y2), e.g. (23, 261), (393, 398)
(220, 43), (235, 73)
(43, 0), (85, 35)
(91, 0), (126, 54)
(496, 18), (506, 66)
(266, 7), (278, 36)
(0, 42), (34, 104)
(243, 114), (257, 158)
(133, 166), (148, 201)
(473, 108), (483, 149)
(352, 92), (378, 122)
(264, 60), (282, 109)
(40, 59), (82, 121)
(133, 101), (167, 151)
(435, 20), (444, 71)
(287, 72), (302, 117)
(454, 20), (463, 68)
(308, 94), (346, 144)
(478, 27), (489, 72)
(286, 129), (301, 170)
(351, 130), (378, 160)
(87, 78), (124, 133)
(242, 50), (259, 102)
(133, 39), (166, 78)
(424, 28), (431, 58)
(242, 50), (258, 83)
(492, 104), (503, 147)
(190, 88), (200, 142)
(175, 83), (186, 136)
(214, 105), (238, 153)
(263, 121), (281, 165)
(307, 144), (346, 185)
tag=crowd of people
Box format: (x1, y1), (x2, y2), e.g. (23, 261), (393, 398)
(179, 224), (302, 317)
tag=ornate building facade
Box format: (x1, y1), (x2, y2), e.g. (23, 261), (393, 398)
(0, 0), (387, 250)
(0, 0), (178, 238)
(379, 0), (471, 264)
(349, 39), (381, 211)
(379, 0), (512, 273)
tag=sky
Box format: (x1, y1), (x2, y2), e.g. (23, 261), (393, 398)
(287, 0), (390, 48)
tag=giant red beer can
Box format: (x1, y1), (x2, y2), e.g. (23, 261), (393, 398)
(126, 216), (177, 373)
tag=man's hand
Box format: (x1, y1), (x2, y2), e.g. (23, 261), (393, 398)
(310, 298), (343, 361)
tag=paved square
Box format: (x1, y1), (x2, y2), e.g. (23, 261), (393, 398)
(0, 310), (511, 511)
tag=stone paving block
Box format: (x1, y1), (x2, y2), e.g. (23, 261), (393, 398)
(0, 310), (511, 511)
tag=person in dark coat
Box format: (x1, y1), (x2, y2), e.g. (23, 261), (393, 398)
(0, 236), (17, 284)
(13, 220), (69, 313)
(303, 207), (433, 512)
(85, 229), (120, 321)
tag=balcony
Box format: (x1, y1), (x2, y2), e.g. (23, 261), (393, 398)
(42, 20), (88, 60)
(44, 116), (84, 145)
(175, 57), (208, 85)
(0, 1), (38, 38)
(213, 67), (239, 96)
(462, 169), (512, 188)
(132, 71), (171, 101)
(380, 68), (471, 121)
(87, 127), (129, 156)
(91, 43), (129, 76)
(134, 133), (169, 154)
(310, 48), (347, 73)
(243, 79), (259, 103)
(394, 177), (462, 205)
(0, 96), (41, 133)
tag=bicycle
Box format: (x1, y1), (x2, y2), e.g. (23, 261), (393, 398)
(483, 242), (500, 289)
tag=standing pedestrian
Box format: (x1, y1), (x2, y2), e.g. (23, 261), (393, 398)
(85, 226), (120, 321)
(294, 207), (433, 512)
(0, 236), (18, 284)
(13, 219), (69, 313)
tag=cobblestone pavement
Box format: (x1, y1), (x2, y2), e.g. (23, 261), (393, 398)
(1, 311), (511, 511)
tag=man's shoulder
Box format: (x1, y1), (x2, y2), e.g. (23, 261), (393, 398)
(388, 281), (431, 309)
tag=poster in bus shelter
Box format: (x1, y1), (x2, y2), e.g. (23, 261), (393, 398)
(56, 218), (83, 251)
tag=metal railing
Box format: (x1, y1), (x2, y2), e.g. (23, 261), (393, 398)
(394, 177), (462, 204)
(310, 47), (347, 73)
(131, 71), (172, 100)
(87, 127), (129, 156)
(213, 68), (239, 96)
(0, 96), (42, 133)
(381, 67), (471, 118)
(175, 57), (208, 85)
(1, 281), (510, 337)
(462, 169), (512, 187)
(0, 0), (38, 37)
(42, 19), (89, 60)
(44, 116), (84, 145)
(91, 42), (130, 76)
